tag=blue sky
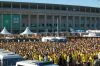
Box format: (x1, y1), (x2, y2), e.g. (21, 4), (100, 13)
(0, 0), (100, 8)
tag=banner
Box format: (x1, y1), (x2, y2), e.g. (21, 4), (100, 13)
(3, 14), (11, 29)
(12, 14), (20, 29)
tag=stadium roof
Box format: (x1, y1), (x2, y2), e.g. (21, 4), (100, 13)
(0, 0), (100, 8)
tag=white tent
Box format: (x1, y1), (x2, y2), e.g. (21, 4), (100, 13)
(20, 27), (37, 35)
(86, 30), (100, 33)
(41, 36), (67, 42)
(55, 37), (66, 40)
(83, 33), (96, 37)
(0, 27), (11, 35)
(41, 36), (56, 42)
(88, 33), (96, 37)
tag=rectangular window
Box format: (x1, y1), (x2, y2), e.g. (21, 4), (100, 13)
(62, 24), (65, 27)
(87, 24), (90, 27)
(91, 8), (96, 13)
(81, 24), (84, 27)
(3, 2), (11, 8)
(68, 6), (73, 11)
(75, 24), (78, 27)
(91, 24), (94, 27)
(53, 5), (60, 10)
(80, 7), (85, 12)
(42, 24), (44, 27)
(46, 5), (52, 10)
(73, 7), (80, 11)
(86, 7), (90, 12)
(12, 3), (20, 8)
(30, 4), (37, 9)
(61, 5), (66, 10)
(54, 24), (57, 27)
(96, 8), (100, 13)
(21, 3), (29, 9)
(31, 24), (36, 27)
(47, 24), (52, 27)
(38, 4), (45, 9)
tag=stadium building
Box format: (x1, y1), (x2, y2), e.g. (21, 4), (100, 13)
(0, 1), (100, 33)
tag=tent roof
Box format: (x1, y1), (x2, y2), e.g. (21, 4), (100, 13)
(1, 27), (11, 35)
(20, 27), (36, 35)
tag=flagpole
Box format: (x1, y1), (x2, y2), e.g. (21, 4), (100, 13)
(11, 2), (12, 33)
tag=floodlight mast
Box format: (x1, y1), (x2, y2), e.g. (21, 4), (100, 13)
(57, 18), (59, 37)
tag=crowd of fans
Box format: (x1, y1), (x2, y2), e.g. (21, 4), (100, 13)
(0, 35), (100, 66)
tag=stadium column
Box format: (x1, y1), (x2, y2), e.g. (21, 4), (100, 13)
(85, 7), (86, 12)
(94, 17), (96, 30)
(66, 15), (68, 31)
(84, 16), (87, 30)
(19, 14), (22, 33)
(44, 14), (47, 32)
(11, 2), (12, 33)
(52, 16), (54, 32)
(79, 16), (81, 30)
(95, 17), (98, 30)
(37, 14), (39, 33)
(59, 15), (61, 32)
(73, 16), (75, 29)
(28, 15), (31, 28)
(97, 17), (100, 30)
(85, 8), (87, 30)
(85, 16), (88, 29)
(66, 15), (69, 31)
(44, 4), (47, 33)
(90, 17), (92, 29)
(90, 8), (92, 13)
(11, 14), (12, 33)
(84, 8), (87, 30)
(1, 14), (3, 29)
(90, 8), (92, 29)
(84, 9), (87, 29)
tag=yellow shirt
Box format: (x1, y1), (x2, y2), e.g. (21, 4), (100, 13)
(82, 56), (86, 63)
(72, 53), (77, 61)
(39, 55), (44, 61)
(48, 56), (53, 61)
(63, 53), (67, 61)
(53, 56), (58, 64)
(32, 53), (39, 60)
